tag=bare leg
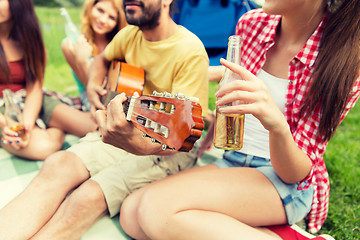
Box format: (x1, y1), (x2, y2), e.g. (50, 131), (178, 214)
(120, 188), (147, 239)
(0, 103), (96, 160)
(0, 151), (89, 240)
(31, 180), (108, 240)
(1, 126), (65, 160)
(48, 103), (97, 137)
(120, 164), (287, 240)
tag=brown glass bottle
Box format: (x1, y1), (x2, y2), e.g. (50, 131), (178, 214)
(3, 89), (26, 139)
(213, 35), (244, 150)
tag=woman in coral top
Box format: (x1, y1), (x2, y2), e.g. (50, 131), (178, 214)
(119, 0), (360, 239)
(0, 0), (97, 160)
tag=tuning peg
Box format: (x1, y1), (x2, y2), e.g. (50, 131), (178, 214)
(152, 91), (164, 97)
(142, 132), (147, 138)
(175, 93), (185, 99)
(163, 92), (172, 98)
(151, 138), (161, 144)
(161, 144), (175, 151)
(188, 97), (199, 103)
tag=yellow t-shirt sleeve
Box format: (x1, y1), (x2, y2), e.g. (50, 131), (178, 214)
(104, 26), (134, 61)
(171, 54), (209, 117)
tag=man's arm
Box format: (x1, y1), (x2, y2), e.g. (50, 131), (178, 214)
(95, 93), (177, 156)
(87, 52), (110, 115)
(208, 65), (225, 82)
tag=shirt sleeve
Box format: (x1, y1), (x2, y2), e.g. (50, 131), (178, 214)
(341, 74), (360, 121)
(297, 73), (360, 189)
(171, 53), (209, 117)
(104, 26), (132, 61)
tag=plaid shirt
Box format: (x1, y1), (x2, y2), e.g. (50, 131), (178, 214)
(236, 9), (360, 233)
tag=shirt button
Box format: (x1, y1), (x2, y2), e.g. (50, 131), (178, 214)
(288, 80), (293, 84)
(291, 59), (296, 64)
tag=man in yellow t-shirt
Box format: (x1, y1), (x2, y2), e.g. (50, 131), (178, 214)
(103, 24), (208, 109)
(0, 0), (208, 238)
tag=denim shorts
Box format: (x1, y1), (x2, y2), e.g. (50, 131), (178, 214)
(213, 151), (314, 225)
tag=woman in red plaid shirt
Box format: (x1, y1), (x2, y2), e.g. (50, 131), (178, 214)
(119, 0), (360, 239)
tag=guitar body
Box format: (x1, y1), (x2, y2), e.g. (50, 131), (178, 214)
(102, 60), (145, 106)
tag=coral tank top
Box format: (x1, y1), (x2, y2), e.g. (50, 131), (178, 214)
(0, 59), (26, 97)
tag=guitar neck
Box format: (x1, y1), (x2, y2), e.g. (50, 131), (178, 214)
(122, 95), (131, 116)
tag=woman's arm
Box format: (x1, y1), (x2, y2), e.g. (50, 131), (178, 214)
(23, 79), (43, 132)
(216, 58), (311, 184)
(87, 52), (110, 115)
(61, 35), (92, 87)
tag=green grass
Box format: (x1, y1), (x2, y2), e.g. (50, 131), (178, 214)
(36, 6), (360, 239)
(36, 7), (82, 96)
(322, 102), (360, 239)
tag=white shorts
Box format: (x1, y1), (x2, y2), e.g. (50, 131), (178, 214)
(67, 131), (199, 216)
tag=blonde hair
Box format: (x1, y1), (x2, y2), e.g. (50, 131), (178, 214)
(81, 0), (127, 56)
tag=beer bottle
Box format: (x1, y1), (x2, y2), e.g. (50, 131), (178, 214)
(213, 35), (244, 150)
(60, 8), (80, 44)
(3, 89), (26, 139)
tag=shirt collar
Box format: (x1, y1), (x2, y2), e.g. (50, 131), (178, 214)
(258, 15), (280, 48)
(258, 14), (328, 68)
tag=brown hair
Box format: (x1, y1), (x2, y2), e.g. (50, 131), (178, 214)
(81, 0), (127, 56)
(300, 0), (360, 141)
(0, 0), (45, 84)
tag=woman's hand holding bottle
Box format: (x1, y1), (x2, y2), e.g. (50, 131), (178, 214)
(216, 58), (288, 134)
(1, 89), (31, 149)
(1, 125), (30, 150)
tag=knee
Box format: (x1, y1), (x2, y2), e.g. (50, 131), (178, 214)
(40, 151), (89, 184)
(42, 151), (72, 173)
(67, 180), (107, 217)
(40, 151), (67, 175)
(120, 189), (166, 240)
(135, 188), (171, 239)
(119, 195), (139, 237)
(32, 133), (65, 159)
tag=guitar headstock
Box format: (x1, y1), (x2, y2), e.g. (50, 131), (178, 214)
(127, 91), (204, 152)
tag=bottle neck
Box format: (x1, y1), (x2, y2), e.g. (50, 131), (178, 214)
(64, 15), (73, 25)
(219, 36), (241, 85)
(60, 8), (73, 25)
(3, 90), (15, 107)
(226, 36), (241, 65)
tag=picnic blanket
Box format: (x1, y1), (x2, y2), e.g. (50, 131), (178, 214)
(0, 134), (131, 239)
(0, 133), (222, 239)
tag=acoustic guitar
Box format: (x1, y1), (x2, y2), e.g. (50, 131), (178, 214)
(102, 60), (204, 152)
